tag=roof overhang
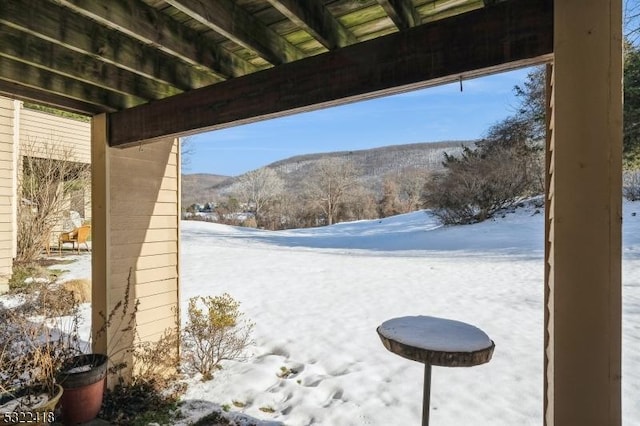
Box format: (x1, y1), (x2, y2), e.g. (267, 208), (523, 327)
(0, 0), (553, 147)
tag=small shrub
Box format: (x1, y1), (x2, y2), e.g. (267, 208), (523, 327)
(277, 366), (298, 379)
(624, 170), (640, 201)
(133, 327), (181, 389)
(182, 293), (255, 380)
(100, 379), (183, 426)
(8, 263), (54, 293)
(259, 406), (275, 413)
(60, 279), (92, 303)
(34, 284), (78, 317)
(192, 411), (234, 426)
(241, 216), (258, 228)
(0, 299), (82, 399)
(422, 147), (529, 225)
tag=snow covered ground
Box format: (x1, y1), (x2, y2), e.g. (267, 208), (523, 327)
(7, 200), (640, 425)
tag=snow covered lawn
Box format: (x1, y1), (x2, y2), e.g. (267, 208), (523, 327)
(6, 200), (640, 425)
(175, 201), (640, 425)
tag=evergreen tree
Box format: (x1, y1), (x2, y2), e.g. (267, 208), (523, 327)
(624, 42), (640, 167)
(423, 67), (546, 224)
(512, 66), (547, 141)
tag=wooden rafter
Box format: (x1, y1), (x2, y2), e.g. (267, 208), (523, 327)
(0, 80), (106, 115)
(165, 0), (304, 65)
(0, 25), (181, 101)
(0, 56), (143, 112)
(52, 0), (256, 79)
(376, 0), (419, 30)
(266, 0), (357, 49)
(108, 0), (553, 147)
(418, 0), (487, 24)
(0, 0), (221, 91)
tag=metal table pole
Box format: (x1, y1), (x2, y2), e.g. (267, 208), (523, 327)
(423, 363), (432, 426)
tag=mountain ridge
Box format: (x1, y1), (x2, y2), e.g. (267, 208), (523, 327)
(182, 140), (476, 205)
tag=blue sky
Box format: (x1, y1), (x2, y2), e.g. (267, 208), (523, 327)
(185, 66), (534, 176)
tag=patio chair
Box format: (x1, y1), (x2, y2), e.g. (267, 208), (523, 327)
(58, 225), (91, 254)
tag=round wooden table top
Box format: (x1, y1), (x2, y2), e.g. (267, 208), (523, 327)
(377, 316), (495, 367)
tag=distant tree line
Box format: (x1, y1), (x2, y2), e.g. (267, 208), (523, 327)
(185, 158), (431, 230)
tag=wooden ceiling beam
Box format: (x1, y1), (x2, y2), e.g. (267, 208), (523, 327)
(53, 0), (256, 78)
(266, 0), (357, 49)
(0, 80), (104, 115)
(165, 0), (304, 65)
(108, 0), (553, 147)
(0, 26), (181, 101)
(0, 56), (144, 112)
(0, 0), (220, 91)
(376, 0), (420, 30)
(421, 0), (486, 23)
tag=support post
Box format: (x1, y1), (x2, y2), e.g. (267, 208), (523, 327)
(91, 125), (180, 386)
(91, 114), (109, 356)
(546, 1), (623, 425)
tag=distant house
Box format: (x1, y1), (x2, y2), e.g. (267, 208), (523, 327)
(0, 96), (91, 291)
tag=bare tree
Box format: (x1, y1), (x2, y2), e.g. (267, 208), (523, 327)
(343, 185), (377, 221)
(378, 176), (403, 218)
(17, 139), (90, 263)
(624, 169), (640, 200)
(304, 158), (360, 226)
(397, 168), (431, 213)
(234, 168), (284, 225)
(180, 136), (194, 171)
(626, 0), (640, 45)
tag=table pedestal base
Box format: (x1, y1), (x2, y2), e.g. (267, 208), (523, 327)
(423, 364), (432, 426)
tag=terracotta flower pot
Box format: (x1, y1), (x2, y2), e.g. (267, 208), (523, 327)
(56, 353), (108, 426)
(0, 384), (63, 425)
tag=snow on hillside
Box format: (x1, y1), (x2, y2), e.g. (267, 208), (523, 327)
(8, 200), (640, 425)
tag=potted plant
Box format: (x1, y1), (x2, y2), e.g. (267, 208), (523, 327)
(0, 281), (87, 425)
(0, 314), (77, 425)
(0, 384), (63, 426)
(56, 353), (108, 425)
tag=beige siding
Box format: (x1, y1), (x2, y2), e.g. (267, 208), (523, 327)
(17, 107), (91, 246)
(92, 121), (180, 383)
(19, 108), (90, 163)
(0, 98), (16, 292)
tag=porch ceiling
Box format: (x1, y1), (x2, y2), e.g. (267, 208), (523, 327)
(0, 0), (553, 146)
